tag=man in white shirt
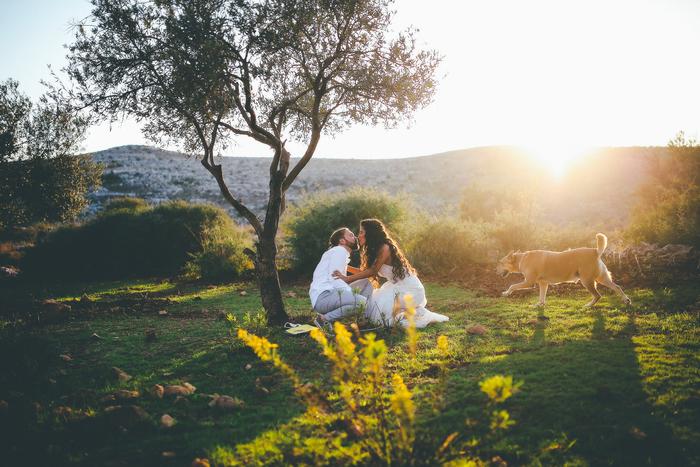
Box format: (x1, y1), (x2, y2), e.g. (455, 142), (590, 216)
(310, 227), (373, 327)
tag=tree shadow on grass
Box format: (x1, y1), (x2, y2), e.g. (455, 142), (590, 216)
(432, 311), (698, 465)
(0, 323), (307, 466)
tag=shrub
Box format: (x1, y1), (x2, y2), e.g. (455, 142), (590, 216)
(284, 188), (408, 273)
(460, 183), (537, 223)
(405, 216), (492, 274)
(101, 196), (149, 214)
(487, 207), (542, 253)
(22, 200), (252, 281)
(626, 132), (700, 247)
(626, 191), (700, 247)
(183, 224), (253, 282)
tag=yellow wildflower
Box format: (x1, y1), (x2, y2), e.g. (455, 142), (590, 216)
(390, 373), (415, 423)
(479, 375), (521, 403)
(437, 335), (449, 356)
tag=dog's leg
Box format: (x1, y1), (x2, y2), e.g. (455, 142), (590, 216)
(534, 280), (548, 307)
(502, 280), (534, 297)
(597, 273), (632, 305)
(581, 280), (601, 307)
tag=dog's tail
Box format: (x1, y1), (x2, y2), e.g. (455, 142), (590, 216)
(596, 233), (608, 257)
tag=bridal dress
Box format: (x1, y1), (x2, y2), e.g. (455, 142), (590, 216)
(366, 264), (449, 328)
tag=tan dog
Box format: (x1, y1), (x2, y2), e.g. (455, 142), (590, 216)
(496, 233), (631, 307)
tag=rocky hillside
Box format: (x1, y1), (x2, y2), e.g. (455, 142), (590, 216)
(90, 145), (658, 227)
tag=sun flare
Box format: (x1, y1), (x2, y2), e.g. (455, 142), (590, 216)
(522, 144), (591, 178)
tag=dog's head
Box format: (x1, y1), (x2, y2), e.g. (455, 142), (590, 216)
(496, 250), (520, 278)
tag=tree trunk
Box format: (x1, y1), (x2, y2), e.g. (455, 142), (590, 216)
(255, 229), (288, 325)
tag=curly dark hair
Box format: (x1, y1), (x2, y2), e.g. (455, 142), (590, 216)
(360, 218), (414, 282)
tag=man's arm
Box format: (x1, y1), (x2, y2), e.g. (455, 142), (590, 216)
(347, 265), (361, 275)
(333, 245), (390, 283)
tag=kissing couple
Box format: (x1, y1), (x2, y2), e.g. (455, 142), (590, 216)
(309, 218), (449, 331)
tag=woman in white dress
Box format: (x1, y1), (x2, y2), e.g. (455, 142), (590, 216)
(333, 219), (449, 328)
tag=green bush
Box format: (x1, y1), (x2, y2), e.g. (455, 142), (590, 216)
(405, 216), (492, 274)
(284, 188), (408, 273)
(626, 190), (700, 247)
(182, 223), (253, 282)
(626, 132), (700, 247)
(459, 183), (534, 222)
(22, 200), (252, 281)
(102, 196), (150, 214)
(488, 207), (542, 253)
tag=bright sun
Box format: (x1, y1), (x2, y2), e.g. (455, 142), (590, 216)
(522, 144), (591, 179)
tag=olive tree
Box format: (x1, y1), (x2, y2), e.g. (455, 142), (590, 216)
(0, 79), (102, 229)
(67, 0), (440, 324)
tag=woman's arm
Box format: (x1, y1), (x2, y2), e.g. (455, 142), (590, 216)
(334, 245), (390, 283)
(346, 265), (361, 275)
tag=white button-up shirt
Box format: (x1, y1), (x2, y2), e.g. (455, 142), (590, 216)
(309, 245), (351, 307)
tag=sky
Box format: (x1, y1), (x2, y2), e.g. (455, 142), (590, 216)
(2, 0), (699, 159)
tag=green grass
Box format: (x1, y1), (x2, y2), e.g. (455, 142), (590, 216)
(1, 279), (698, 465)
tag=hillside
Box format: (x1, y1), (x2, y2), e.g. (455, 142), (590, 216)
(90, 145), (659, 227)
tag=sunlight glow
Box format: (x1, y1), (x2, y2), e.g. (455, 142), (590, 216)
(522, 144), (592, 179)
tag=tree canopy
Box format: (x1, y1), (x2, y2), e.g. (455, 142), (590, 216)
(0, 79), (102, 229)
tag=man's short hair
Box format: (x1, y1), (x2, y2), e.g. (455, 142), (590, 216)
(329, 227), (350, 247)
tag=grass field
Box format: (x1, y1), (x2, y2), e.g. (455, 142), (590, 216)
(1, 278), (698, 466)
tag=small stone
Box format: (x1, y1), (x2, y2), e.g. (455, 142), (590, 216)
(191, 458), (211, 467)
(91, 333), (103, 340)
(160, 414), (176, 428)
(48, 378), (57, 384)
(150, 384), (165, 399)
(244, 363), (252, 371)
(208, 395), (244, 411)
(111, 367), (132, 382)
(629, 427), (647, 440)
(163, 382), (196, 396)
(0, 400), (8, 412)
(158, 310), (168, 317)
(239, 290), (248, 296)
(466, 324), (488, 335)
(161, 451), (176, 458)
(0, 266), (19, 278)
(59, 354), (73, 362)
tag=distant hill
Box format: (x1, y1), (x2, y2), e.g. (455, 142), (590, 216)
(89, 145), (661, 227)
